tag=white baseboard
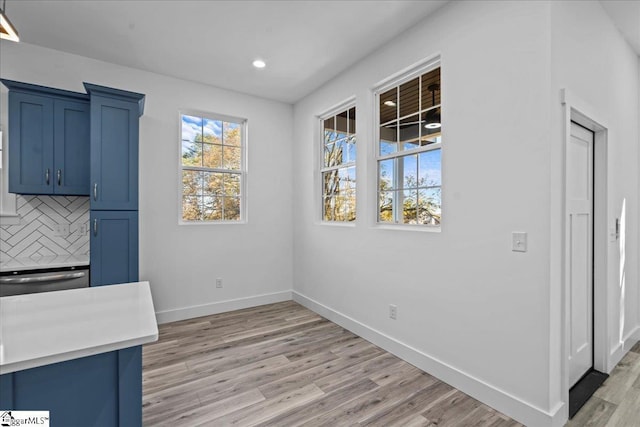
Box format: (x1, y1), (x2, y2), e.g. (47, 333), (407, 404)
(155, 290), (292, 324)
(608, 325), (640, 372)
(293, 291), (562, 427)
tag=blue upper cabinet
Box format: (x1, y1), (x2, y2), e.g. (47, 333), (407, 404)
(2, 80), (90, 195)
(7, 91), (54, 194)
(54, 99), (90, 195)
(85, 83), (145, 211)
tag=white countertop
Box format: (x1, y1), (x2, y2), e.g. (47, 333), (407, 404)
(0, 255), (90, 273)
(0, 281), (158, 374)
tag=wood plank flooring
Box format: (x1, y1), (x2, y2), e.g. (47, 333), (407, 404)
(142, 301), (522, 426)
(567, 341), (640, 427)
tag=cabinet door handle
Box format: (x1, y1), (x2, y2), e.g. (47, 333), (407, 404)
(93, 219), (98, 236)
(45, 169), (50, 185)
(93, 183), (98, 201)
(57, 169), (62, 186)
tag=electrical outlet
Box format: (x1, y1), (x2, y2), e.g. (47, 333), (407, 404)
(512, 232), (527, 252)
(216, 278), (223, 288)
(54, 223), (70, 237)
(389, 304), (397, 320)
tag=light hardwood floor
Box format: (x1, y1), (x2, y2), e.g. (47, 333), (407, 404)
(142, 301), (522, 426)
(567, 341), (640, 427)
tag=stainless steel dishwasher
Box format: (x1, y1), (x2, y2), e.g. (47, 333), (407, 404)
(0, 266), (90, 297)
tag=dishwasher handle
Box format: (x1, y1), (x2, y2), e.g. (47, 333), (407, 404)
(0, 271), (86, 284)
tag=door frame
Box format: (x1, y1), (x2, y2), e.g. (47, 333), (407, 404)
(560, 89), (610, 414)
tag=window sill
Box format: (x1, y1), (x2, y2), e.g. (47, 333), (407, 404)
(317, 220), (356, 228)
(374, 223), (441, 233)
(178, 220), (247, 226)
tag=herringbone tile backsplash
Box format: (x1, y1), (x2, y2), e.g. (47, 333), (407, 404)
(0, 195), (89, 260)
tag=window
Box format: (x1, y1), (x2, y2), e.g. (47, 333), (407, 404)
(180, 112), (245, 222)
(321, 105), (356, 222)
(376, 65), (441, 226)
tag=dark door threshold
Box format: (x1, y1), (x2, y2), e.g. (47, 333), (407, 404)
(569, 369), (608, 418)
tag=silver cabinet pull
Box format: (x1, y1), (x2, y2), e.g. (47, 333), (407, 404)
(45, 169), (50, 185)
(93, 183), (98, 201)
(0, 272), (86, 284)
(93, 218), (98, 236)
(57, 169), (62, 186)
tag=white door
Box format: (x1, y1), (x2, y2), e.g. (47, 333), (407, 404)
(567, 121), (594, 387)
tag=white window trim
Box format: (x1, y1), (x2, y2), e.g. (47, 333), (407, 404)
(177, 109), (248, 225)
(372, 56), (442, 230)
(373, 54), (441, 96)
(317, 97), (357, 225)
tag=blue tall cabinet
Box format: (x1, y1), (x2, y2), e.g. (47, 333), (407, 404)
(0, 80), (147, 426)
(84, 83), (144, 288)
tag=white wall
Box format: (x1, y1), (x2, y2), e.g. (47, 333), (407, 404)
(0, 42), (294, 321)
(293, 1), (556, 425)
(293, 1), (640, 425)
(549, 0), (640, 411)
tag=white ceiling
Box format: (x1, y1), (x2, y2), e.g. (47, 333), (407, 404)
(4, 1), (637, 104)
(599, 0), (640, 56)
(4, 0), (447, 103)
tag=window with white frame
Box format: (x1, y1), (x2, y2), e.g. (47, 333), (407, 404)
(376, 65), (441, 225)
(321, 105), (356, 222)
(180, 112), (245, 222)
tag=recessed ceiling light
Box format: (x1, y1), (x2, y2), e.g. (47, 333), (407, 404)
(252, 59), (266, 69)
(383, 100), (396, 107)
(425, 122), (441, 129)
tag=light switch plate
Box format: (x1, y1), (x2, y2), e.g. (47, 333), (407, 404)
(512, 232), (527, 252)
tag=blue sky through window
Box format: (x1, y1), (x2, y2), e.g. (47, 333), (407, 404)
(182, 114), (223, 142)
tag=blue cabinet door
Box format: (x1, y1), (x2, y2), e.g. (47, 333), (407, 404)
(90, 96), (139, 210)
(0, 347), (142, 427)
(54, 99), (90, 195)
(8, 92), (54, 194)
(90, 211), (138, 286)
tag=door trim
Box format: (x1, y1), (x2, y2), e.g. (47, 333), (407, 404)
(560, 89), (610, 422)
